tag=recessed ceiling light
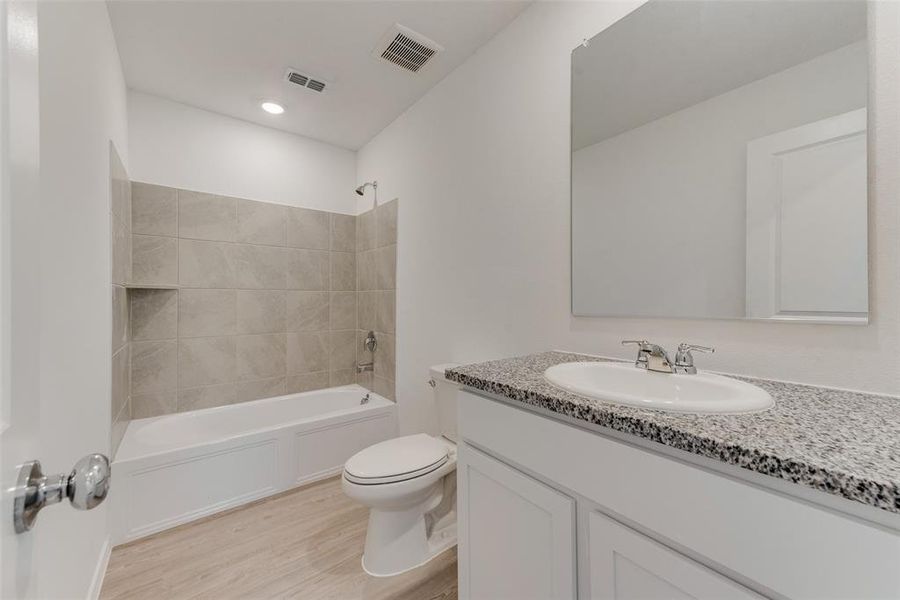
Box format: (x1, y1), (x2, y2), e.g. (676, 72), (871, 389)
(261, 102), (284, 115)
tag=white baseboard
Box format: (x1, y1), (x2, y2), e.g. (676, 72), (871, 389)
(88, 536), (112, 600)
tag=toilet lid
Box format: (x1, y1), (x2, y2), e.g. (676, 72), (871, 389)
(344, 434), (449, 484)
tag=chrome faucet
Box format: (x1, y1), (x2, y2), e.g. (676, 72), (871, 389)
(622, 340), (675, 373)
(673, 343), (715, 374)
(622, 340), (715, 374)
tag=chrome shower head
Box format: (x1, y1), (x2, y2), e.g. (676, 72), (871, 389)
(355, 181), (377, 196)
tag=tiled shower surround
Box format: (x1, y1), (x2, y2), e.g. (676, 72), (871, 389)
(110, 144), (132, 455)
(127, 182), (397, 417)
(355, 199), (397, 400)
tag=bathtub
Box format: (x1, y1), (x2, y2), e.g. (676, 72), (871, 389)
(112, 385), (396, 543)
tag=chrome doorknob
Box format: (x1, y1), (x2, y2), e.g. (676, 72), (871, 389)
(13, 453), (110, 533)
(68, 454), (111, 510)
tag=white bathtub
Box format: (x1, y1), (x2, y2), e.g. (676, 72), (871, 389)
(112, 385), (396, 543)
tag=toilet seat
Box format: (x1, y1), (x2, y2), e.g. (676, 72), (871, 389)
(344, 434), (449, 486)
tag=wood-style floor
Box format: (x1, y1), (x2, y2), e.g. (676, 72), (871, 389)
(100, 477), (458, 600)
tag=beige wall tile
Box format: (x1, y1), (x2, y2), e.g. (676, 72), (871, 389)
(110, 145), (131, 225)
(330, 252), (356, 291)
(111, 215), (131, 285)
(330, 291), (357, 330)
(178, 289), (236, 337)
(375, 290), (395, 334)
(286, 249), (329, 290)
(286, 331), (329, 374)
(118, 181), (381, 417)
(133, 391), (177, 419)
(111, 406), (129, 456)
(179, 239), (235, 288)
(375, 199), (398, 247)
(131, 288), (178, 341)
(112, 285), (129, 352)
(236, 199), (286, 246)
(330, 330), (357, 372)
(330, 369), (355, 387)
(356, 209), (375, 251)
(374, 333), (394, 381)
(236, 378), (285, 403)
(132, 182), (177, 236)
(286, 291), (329, 332)
(112, 344), (130, 419)
(178, 190), (236, 241)
(357, 330), (374, 366)
(177, 384), (236, 413)
(236, 334), (286, 381)
(178, 336), (237, 388)
(286, 207), (329, 249)
(133, 234), (177, 286)
(356, 370), (373, 391)
(375, 244), (397, 290)
(237, 290), (286, 334)
(357, 250), (376, 291)
(231, 244), (286, 289)
(331, 213), (356, 252)
(373, 376), (395, 401)
(131, 340), (177, 395)
(285, 371), (330, 394)
(358, 292), (376, 332)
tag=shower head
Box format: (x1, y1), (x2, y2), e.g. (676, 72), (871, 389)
(355, 181), (377, 196)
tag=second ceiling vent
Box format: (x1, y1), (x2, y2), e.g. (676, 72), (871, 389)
(284, 69), (328, 93)
(373, 24), (443, 74)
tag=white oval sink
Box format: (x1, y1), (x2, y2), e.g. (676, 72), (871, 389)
(544, 362), (773, 414)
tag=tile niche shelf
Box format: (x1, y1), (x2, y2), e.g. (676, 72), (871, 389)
(124, 283), (180, 290)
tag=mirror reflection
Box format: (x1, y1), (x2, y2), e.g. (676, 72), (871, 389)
(571, 0), (868, 323)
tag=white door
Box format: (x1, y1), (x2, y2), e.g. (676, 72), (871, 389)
(458, 443), (576, 600)
(745, 108), (868, 323)
(1, 4), (111, 598)
(1, 2), (43, 596)
(588, 511), (761, 600)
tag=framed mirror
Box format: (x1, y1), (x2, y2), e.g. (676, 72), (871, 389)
(571, 1), (868, 323)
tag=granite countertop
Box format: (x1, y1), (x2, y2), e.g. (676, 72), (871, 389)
(446, 351), (900, 514)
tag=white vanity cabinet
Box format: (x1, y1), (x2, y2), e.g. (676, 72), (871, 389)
(458, 443), (575, 599)
(456, 390), (900, 600)
(587, 511), (761, 600)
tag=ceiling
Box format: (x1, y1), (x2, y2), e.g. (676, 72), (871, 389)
(108, 1), (530, 150)
(572, 0), (867, 150)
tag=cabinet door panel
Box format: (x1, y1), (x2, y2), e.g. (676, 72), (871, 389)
(459, 443), (575, 600)
(589, 511), (761, 600)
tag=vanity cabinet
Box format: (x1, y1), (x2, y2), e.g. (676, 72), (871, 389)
(587, 511), (760, 600)
(456, 390), (900, 600)
(458, 444), (575, 599)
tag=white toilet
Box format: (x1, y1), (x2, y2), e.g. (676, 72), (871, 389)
(342, 364), (459, 577)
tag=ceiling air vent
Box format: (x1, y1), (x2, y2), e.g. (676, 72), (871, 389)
(372, 24), (443, 74)
(284, 68), (328, 93)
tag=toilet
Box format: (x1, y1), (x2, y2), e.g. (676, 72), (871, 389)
(342, 364), (459, 577)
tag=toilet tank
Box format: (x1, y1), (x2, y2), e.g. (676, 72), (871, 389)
(430, 363), (460, 443)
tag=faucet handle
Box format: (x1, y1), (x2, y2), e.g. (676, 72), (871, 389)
(677, 343), (715, 355)
(621, 339), (650, 348)
(622, 340), (649, 368)
(674, 343), (715, 374)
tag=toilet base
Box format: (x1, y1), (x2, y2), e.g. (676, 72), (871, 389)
(358, 478), (458, 578)
(362, 517), (457, 578)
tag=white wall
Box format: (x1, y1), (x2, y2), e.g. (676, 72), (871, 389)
(37, 1), (129, 597)
(358, 1), (900, 436)
(128, 91), (357, 213)
(572, 42), (867, 319)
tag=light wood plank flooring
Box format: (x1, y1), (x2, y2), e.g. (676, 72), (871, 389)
(100, 477), (457, 600)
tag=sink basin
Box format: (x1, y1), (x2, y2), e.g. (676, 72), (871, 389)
(543, 362), (773, 414)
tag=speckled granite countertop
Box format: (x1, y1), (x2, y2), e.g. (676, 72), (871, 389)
(446, 351), (900, 514)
